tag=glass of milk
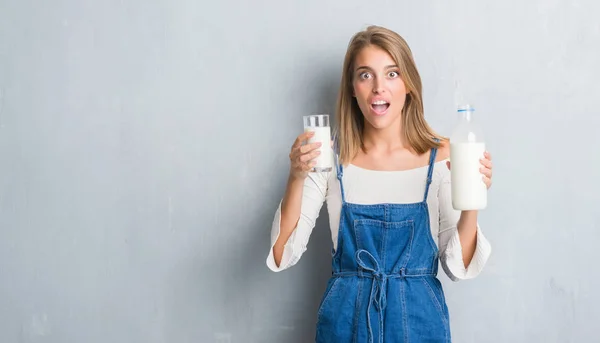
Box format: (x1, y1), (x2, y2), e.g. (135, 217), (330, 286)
(303, 114), (333, 172)
(449, 104), (487, 210)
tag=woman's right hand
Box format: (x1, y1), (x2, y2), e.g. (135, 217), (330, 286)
(289, 131), (322, 180)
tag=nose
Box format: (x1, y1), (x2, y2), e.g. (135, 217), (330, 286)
(372, 78), (384, 94)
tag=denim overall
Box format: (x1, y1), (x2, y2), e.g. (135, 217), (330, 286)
(315, 144), (451, 343)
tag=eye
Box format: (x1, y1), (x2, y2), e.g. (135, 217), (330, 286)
(359, 72), (372, 80)
(388, 71), (399, 78)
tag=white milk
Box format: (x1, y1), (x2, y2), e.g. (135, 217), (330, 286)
(450, 142), (487, 210)
(304, 126), (332, 172)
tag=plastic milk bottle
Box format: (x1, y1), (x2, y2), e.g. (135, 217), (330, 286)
(449, 104), (487, 210)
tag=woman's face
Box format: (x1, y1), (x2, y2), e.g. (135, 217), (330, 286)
(352, 45), (408, 131)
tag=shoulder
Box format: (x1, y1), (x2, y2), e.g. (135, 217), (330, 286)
(432, 139), (450, 182)
(436, 138), (450, 162)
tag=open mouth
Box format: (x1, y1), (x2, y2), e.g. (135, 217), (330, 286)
(370, 100), (390, 115)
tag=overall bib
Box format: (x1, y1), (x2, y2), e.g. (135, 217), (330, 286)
(315, 146), (451, 343)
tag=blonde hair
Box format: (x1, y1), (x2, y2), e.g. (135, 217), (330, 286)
(334, 25), (444, 165)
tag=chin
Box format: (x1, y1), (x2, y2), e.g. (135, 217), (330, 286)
(364, 115), (394, 130)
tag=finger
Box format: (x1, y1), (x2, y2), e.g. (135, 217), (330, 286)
(480, 158), (492, 169)
(446, 161), (451, 170)
(300, 150), (321, 162)
(302, 160), (317, 171)
(299, 142), (322, 154)
(480, 167), (492, 178)
(482, 176), (492, 189)
(294, 160), (309, 172)
(299, 150), (321, 164)
(484, 151), (492, 160)
(289, 148), (301, 161)
(293, 131), (315, 149)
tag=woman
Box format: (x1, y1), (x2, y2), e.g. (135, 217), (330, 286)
(266, 25), (493, 343)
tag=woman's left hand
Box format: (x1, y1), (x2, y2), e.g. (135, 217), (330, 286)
(479, 151), (493, 189)
(446, 151), (493, 189)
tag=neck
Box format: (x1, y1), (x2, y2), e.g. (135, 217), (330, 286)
(362, 119), (406, 152)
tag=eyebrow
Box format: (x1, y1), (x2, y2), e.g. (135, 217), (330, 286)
(355, 65), (399, 72)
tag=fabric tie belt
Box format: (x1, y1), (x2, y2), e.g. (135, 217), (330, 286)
(333, 249), (436, 343)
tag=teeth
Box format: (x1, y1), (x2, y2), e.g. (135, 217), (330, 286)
(372, 100), (388, 105)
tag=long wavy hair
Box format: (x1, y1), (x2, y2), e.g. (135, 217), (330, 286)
(335, 25), (444, 165)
